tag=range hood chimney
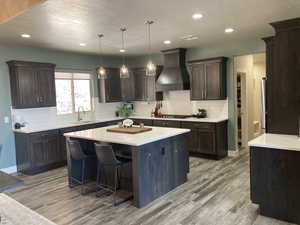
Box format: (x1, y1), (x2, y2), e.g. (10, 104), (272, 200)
(156, 48), (190, 92)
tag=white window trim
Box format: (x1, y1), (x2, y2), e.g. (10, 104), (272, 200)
(55, 70), (94, 115)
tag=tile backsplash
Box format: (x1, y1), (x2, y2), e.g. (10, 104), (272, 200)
(133, 90), (228, 118)
(11, 97), (121, 128)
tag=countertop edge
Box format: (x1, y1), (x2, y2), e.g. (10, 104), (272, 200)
(12, 118), (122, 134)
(64, 128), (191, 146)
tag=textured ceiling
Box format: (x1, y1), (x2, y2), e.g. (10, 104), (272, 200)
(0, 0), (299, 55)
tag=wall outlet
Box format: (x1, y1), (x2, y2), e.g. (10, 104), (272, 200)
(4, 117), (10, 124)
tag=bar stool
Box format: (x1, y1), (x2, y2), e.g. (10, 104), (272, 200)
(94, 143), (132, 206)
(67, 139), (95, 195)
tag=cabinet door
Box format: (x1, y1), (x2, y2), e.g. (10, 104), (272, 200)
(29, 134), (46, 168)
(133, 70), (146, 101)
(190, 64), (205, 100)
(30, 131), (61, 168)
(205, 62), (221, 100)
(37, 68), (56, 107)
(121, 72), (135, 101)
(198, 130), (216, 154)
(43, 131), (61, 164)
(106, 69), (122, 102)
(145, 76), (156, 101)
(15, 68), (39, 108)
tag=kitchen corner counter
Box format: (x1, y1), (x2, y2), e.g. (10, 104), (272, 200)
(130, 116), (228, 123)
(12, 118), (121, 134)
(248, 133), (300, 151)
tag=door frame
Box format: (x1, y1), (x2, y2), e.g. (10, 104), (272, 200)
(234, 71), (248, 151)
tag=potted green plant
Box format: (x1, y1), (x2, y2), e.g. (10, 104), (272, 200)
(116, 105), (133, 118)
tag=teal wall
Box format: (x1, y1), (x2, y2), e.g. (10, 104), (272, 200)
(0, 44), (122, 169)
(127, 39), (266, 151)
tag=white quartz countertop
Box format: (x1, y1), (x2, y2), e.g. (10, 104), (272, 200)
(248, 133), (300, 152)
(12, 118), (121, 134)
(64, 125), (190, 146)
(130, 116), (228, 123)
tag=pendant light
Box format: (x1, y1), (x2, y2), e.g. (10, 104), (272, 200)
(145, 20), (156, 76)
(96, 34), (106, 79)
(120, 27), (129, 78)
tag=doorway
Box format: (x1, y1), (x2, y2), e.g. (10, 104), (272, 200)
(234, 53), (266, 152)
(236, 72), (247, 150)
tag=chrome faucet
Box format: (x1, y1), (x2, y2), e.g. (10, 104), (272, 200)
(77, 106), (85, 121)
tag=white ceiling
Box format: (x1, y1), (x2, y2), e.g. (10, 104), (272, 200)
(0, 0), (299, 56)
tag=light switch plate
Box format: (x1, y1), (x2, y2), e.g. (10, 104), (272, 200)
(4, 117), (9, 124)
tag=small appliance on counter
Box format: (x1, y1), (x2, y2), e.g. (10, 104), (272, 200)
(195, 109), (207, 118)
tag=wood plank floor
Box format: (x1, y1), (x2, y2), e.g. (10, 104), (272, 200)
(4, 151), (295, 225)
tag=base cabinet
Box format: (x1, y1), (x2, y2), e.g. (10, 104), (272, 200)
(15, 120), (122, 175)
(250, 146), (300, 224)
(131, 118), (228, 159)
(15, 130), (63, 174)
(181, 121), (227, 159)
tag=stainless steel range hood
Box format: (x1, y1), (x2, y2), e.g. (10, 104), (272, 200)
(156, 48), (190, 92)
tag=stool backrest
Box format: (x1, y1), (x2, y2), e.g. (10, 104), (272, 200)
(67, 139), (86, 160)
(94, 143), (118, 166)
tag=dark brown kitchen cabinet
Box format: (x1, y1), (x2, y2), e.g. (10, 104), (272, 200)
(181, 121), (227, 159)
(188, 57), (227, 100)
(132, 67), (162, 101)
(7, 61), (56, 109)
(250, 146), (300, 224)
(262, 18), (300, 135)
(152, 120), (181, 128)
(121, 72), (135, 101)
(15, 130), (63, 175)
(98, 68), (122, 103)
(132, 118), (153, 126)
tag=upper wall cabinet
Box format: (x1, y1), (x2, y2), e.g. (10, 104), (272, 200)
(263, 18), (300, 135)
(98, 66), (163, 103)
(188, 57), (227, 100)
(98, 68), (122, 103)
(7, 60), (56, 109)
(132, 65), (163, 102)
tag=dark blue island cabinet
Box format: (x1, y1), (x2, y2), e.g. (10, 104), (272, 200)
(65, 127), (190, 208)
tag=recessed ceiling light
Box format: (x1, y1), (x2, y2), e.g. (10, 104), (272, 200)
(79, 43), (86, 46)
(21, 33), (31, 38)
(181, 35), (199, 41)
(163, 40), (171, 45)
(192, 13), (203, 20)
(225, 28), (234, 33)
(120, 49), (126, 53)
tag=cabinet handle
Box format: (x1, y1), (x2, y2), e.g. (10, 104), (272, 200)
(148, 153), (152, 158)
(161, 147), (165, 155)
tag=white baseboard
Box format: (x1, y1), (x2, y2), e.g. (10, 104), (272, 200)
(0, 166), (17, 174)
(228, 150), (239, 157)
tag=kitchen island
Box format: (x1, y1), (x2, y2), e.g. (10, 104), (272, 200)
(64, 125), (190, 208)
(248, 133), (300, 224)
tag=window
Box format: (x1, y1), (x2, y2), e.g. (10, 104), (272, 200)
(55, 72), (92, 115)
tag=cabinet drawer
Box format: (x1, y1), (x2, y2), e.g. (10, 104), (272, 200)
(153, 120), (181, 128)
(181, 121), (215, 130)
(132, 119), (153, 126)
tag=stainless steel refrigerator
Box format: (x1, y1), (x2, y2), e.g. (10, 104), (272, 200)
(261, 77), (267, 134)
